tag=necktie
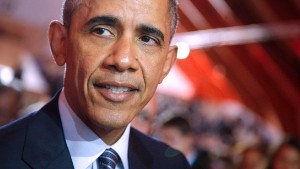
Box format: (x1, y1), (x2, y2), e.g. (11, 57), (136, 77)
(97, 148), (119, 169)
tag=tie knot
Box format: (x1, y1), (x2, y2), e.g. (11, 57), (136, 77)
(98, 148), (119, 169)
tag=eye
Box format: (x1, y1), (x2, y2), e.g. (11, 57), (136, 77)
(92, 27), (114, 37)
(139, 35), (160, 46)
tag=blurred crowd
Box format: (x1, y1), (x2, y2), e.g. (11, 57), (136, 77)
(0, 28), (63, 125)
(132, 94), (300, 169)
(1, 28), (299, 169)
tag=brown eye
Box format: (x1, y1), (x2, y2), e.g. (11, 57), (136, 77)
(140, 35), (160, 46)
(92, 27), (113, 37)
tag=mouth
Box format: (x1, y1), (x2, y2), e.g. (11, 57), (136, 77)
(93, 82), (139, 102)
(101, 85), (136, 93)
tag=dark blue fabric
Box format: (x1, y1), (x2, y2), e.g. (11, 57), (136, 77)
(0, 90), (191, 169)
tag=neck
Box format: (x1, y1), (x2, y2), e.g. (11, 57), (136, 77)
(88, 124), (127, 145)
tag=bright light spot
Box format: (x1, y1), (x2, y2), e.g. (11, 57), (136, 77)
(0, 65), (14, 85)
(157, 64), (195, 100)
(175, 42), (190, 59)
(172, 22), (300, 49)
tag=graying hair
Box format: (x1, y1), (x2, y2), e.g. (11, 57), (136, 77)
(62, 0), (179, 38)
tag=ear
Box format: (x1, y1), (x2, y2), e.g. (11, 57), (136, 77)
(159, 45), (178, 83)
(48, 21), (67, 66)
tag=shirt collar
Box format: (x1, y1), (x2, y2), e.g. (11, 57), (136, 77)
(58, 89), (130, 169)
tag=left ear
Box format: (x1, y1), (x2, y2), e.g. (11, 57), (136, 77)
(48, 21), (67, 66)
(159, 45), (178, 83)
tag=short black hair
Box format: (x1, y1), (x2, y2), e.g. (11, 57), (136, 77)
(162, 116), (192, 135)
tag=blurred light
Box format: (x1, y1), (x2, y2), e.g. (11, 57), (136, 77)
(175, 42), (190, 59)
(0, 65), (14, 85)
(21, 54), (49, 94)
(178, 0), (209, 28)
(172, 21), (300, 49)
(157, 64), (195, 100)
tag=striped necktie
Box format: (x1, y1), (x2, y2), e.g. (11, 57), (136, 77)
(97, 148), (119, 169)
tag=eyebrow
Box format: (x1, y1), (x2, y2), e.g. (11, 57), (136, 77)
(84, 15), (165, 42)
(139, 24), (165, 42)
(85, 15), (120, 28)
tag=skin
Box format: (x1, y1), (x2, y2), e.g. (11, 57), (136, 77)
(159, 126), (195, 158)
(49, 0), (177, 145)
(272, 145), (300, 169)
(239, 148), (267, 169)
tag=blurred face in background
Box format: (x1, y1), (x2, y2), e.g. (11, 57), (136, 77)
(159, 125), (194, 157)
(271, 145), (300, 169)
(239, 147), (267, 169)
(131, 95), (157, 134)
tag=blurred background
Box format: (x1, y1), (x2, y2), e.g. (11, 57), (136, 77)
(0, 0), (299, 169)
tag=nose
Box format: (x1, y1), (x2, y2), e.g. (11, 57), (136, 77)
(102, 36), (139, 72)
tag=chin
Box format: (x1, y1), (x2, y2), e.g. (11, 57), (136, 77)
(94, 114), (131, 129)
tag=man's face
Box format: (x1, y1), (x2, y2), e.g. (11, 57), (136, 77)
(159, 126), (186, 152)
(273, 145), (300, 169)
(50, 0), (177, 131)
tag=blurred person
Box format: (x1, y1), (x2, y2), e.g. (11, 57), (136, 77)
(237, 145), (268, 169)
(0, 32), (23, 126)
(158, 116), (211, 169)
(267, 137), (300, 169)
(0, 0), (191, 169)
(131, 94), (158, 135)
(0, 29), (50, 123)
(0, 84), (21, 126)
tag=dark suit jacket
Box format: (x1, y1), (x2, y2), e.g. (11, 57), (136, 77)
(191, 149), (211, 169)
(0, 92), (190, 169)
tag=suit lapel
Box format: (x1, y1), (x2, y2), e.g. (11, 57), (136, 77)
(22, 92), (74, 169)
(128, 128), (153, 169)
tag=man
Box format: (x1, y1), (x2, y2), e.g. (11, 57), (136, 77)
(0, 0), (190, 169)
(267, 137), (300, 169)
(238, 146), (267, 169)
(158, 116), (211, 169)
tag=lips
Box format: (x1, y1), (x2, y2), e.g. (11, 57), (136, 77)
(93, 81), (138, 102)
(104, 85), (134, 93)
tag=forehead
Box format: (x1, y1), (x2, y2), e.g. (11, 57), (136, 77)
(72, 0), (171, 39)
(81, 0), (169, 16)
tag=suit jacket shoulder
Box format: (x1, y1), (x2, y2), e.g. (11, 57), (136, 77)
(0, 112), (35, 168)
(128, 128), (191, 169)
(0, 91), (190, 169)
(0, 92), (73, 169)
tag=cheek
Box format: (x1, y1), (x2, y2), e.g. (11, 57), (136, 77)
(140, 55), (166, 82)
(70, 40), (102, 78)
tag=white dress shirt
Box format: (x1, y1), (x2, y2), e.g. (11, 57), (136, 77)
(58, 90), (130, 169)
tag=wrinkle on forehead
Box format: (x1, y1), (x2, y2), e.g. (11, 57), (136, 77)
(81, 0), (165, 17)
(73, 0), (171, 42)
